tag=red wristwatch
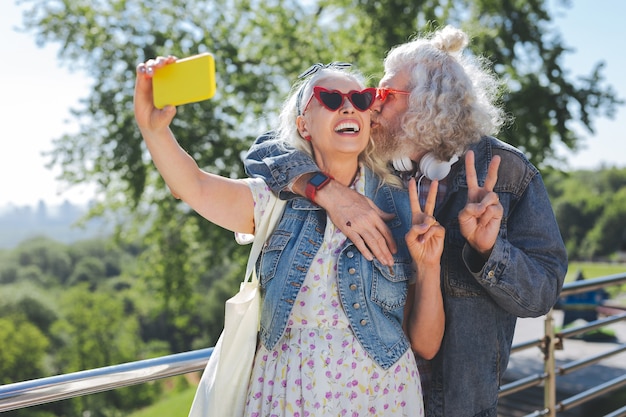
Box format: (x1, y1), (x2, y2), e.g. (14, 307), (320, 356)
(305, 172), (332, 202)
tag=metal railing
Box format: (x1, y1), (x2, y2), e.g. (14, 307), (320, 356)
(0, 348), (213, 413)
(499, 272), (626, 417)
(1, 273), (625, 415)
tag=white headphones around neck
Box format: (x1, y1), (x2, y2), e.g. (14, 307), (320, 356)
(393, 153), (459, 181)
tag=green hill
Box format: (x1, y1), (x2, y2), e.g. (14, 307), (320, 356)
(128, 385), (197, 417)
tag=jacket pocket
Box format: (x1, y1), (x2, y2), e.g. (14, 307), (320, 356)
(370, 257), (411, 310)
(258, 230), (291, 287)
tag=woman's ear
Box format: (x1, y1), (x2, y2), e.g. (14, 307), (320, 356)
(296, 115), (310, 140)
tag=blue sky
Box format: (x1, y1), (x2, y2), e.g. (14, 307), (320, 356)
(1, 1), (625, 207)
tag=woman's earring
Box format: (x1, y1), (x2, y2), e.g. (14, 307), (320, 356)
(304, 135), (312, 142)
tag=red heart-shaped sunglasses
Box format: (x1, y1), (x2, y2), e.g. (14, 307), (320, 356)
(302, 86), (377, 113)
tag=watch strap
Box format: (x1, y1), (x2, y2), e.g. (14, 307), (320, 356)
(305, 172), (332, 202)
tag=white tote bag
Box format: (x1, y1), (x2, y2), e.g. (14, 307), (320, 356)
(188, 193), (286, 417)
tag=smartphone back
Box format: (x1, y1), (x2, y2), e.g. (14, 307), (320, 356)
(153, 53), (216, 108)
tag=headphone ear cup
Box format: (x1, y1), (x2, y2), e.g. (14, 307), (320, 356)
(420, 153), (459, 180)
(392, 157), (414, 172)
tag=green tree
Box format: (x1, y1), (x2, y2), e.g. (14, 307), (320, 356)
(51, 285), (157, 416)
(546, 167), (626, 259)
(577, 181), (626, 260)
(66, 256), (106, 287)
(0, 314), (49, 384)
(52, 286), (141, 371)
(18, 0), (622, 351)
(67, 239), (129, 277)
(13, 237), (73, 285)
(0, 285), (58, 336)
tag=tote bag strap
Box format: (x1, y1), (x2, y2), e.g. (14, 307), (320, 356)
(244, 193), (286, 284)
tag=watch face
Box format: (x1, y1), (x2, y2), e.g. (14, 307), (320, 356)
(310, 173), (329, 187)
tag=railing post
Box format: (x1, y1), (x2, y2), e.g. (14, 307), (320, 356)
(543, 309), (558, 417)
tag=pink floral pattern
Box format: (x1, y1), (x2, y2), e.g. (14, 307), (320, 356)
(242, 173), (423, 416)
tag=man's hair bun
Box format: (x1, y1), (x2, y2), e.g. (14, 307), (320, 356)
(432, 25), (468, 54)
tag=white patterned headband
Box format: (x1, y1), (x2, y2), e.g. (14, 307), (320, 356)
(296, 62), (352, 115)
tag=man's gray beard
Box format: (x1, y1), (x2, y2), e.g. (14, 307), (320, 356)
(372, 126), (415, 164)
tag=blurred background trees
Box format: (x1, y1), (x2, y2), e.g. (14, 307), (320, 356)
(2, 0), (623, 414)
(18, 0), (622, 330)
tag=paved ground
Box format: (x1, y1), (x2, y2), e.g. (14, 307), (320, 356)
(499, 309), (626, 416)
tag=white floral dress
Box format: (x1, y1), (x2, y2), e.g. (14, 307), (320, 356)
(242, 173), (423, 417)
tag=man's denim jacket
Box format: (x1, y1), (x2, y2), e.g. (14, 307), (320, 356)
(258, 165), (415, 370)
(245, 133), (568, 417)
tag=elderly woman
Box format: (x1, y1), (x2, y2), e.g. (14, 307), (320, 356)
(134, 58), (444, 416)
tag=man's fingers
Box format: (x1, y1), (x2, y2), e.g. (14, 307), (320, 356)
(343, 224), (393, 264)
(480, 201), (503, 225)
(345, 232), (374, 262)
(379, 211), (396, 222)
(373, 224), (397, 259)
(364, 199), (397, 256)
(366, 198), (397, 220)
(359, 218), (397, 263)
(482, 191), (500, 207)
(465, 150), (478, 191)
(329, 200), (396, 264)
(484, 155), (501, 191)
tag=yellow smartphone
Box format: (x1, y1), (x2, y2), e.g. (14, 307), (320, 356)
(152, 53), (216, 108)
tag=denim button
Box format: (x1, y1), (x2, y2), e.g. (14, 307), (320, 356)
(360, 319), (367, 326)
(353, 303), (360, 309)
(350, 284), (357, 290)
(349, 267), (356, 274)
(347, 251), (355, 258)
(488, 270), (495, 278)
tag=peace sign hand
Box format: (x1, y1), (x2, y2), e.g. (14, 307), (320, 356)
(458, 150), (503, 258)
(405, 178), (445, 267)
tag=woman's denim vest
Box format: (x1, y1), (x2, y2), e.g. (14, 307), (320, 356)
(257, 167), (414, 370)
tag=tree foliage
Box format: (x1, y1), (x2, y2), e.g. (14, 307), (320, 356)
(50, 286), (158, 416)
(0, 237), (164, 416)
(16, 0), (623, 357)
(18, 0), (621, 180)
(3, 0), (626, 400)
(547, 167), (626, 260)
(0, 314), (49, 385)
